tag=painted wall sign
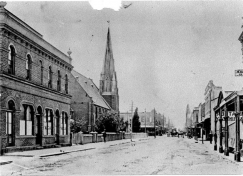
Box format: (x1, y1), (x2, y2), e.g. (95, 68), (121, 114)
(216, 111), (243, 121)
(235, 69), (243, 76)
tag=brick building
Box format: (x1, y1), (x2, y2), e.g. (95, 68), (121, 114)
(0, 3), (72, 153)
(70, 70), (111, 132)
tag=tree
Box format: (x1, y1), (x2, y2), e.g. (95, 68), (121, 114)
(70, 118), (87, 133)
(95, 111), (124, 133)
(132, 107), (141, 132)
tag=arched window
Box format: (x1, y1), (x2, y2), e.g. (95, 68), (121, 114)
(6, 100), (15, 146)
(20, 105), (34, 135)
(44, 109), (53, 135)
(65, 74), (68, 94)
(40, 60), (43, 85)
(61, 112), (68, 135)
(26, 54), (32, 80)
(8, 45), (16, 75)
(48, 66), (52, 88)
(57, 70), (61, 91)
(55, 110), (60, 135)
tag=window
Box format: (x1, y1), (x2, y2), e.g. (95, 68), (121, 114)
(57, 70), (61, 91)
(48, 66), (52, 88)
(65, 74), (68, 94)
(20, 105), (34, 135)
(44, 109), (53, 135)
(8, 45), (15, 75)
(26, 54), (32, 80)
(61, 112), (68, 135)
(40, 60), (43, 85)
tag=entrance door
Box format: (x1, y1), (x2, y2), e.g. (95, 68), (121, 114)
(36, 114), (42, 145)
(55, 110), (60, 144)
(6, 111), (14, 146)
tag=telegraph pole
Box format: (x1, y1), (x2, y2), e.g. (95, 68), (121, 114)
(130, 101), (133, 141)
(131, 101), (133, 133)
(154, 108), (156, 138)
(145, 109), (147, 134)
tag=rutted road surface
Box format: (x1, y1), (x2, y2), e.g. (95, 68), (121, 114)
(1, 136), (242, 175)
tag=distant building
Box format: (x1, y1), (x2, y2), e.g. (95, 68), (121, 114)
(192, 107), (199, 125)
(185, 104), (192, 128)
(204, 80), (222, 138)
(70, 70), (111, 132)
(0, 3), (72, 153)
(201, 103), (205, 122)
(99, 28), (119, 112)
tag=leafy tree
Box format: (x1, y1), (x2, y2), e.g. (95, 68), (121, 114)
(70, 118), (87, 133)
(132, 107), (141, 132)
(95, 111), (125, 133)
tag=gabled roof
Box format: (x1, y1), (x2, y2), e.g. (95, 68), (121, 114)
(215, 90), (234, 110)
(72, 70), (111, 109)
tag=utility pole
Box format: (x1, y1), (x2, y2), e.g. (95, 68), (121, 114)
(145, 109), (147, 134)
(154, 108), (156, 138)
(130, 101), (133, 141)
(126, 111), (128, 132)
(131, 101), (133, 133)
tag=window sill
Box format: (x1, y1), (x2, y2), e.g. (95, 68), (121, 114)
(43, 135), (55, 138)
(16, 135), (35, 138)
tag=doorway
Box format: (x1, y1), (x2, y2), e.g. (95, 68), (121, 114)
(36, 106), (42, 145)
(6, 100), (15, 146)
(55, 110), (60, 144)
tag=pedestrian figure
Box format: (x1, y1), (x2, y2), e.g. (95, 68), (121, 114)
(214, 132), (217, 144)
(103, 129), (107, 143)
(209, 130), (213, 144)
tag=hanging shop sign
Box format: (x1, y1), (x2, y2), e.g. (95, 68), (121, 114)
(216, 111), (243, 121)
(235, 69), (243, 76)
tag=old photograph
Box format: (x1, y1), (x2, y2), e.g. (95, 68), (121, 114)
(0, 0), (243, 175)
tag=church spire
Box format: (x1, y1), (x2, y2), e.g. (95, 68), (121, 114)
(99, 27), (119, 112)
(103, 27), (114, 76)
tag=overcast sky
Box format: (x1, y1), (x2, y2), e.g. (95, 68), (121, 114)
(6, 1), (243, 129)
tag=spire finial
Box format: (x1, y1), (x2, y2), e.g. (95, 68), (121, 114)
(67, 48), (72, 57)
(242, 17), (243, 29)
(107, 20), (110, 28)
(0, 1), (7, 9)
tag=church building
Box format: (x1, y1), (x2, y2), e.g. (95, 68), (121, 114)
(99, 28), (119, 112)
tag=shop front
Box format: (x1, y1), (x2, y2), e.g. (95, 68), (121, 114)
(214, 90), (243, 162)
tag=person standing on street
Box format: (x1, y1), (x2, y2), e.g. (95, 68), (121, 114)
(209, 130), (213, 144)
(103, 129), (107, 143)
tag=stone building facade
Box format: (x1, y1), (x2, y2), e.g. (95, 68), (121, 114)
(0, 3), (72, 153)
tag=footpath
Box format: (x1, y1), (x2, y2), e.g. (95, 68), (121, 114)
(185, 136), (243, 166)
(0, 137), (149, 166)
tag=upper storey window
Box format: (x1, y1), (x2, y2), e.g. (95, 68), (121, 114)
(48, 66), (52, 88)
(40, 60), (43, 85)
(65, 74), (68, 94)
(57, 70), (61, 91)
(26, 54), (32, 80)
(8, 45), (16, 75)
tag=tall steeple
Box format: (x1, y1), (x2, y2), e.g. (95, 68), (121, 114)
(99, 27), (119, 112)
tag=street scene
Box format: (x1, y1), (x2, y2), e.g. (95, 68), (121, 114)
(1, 136), (242, 175)
(1, 0), (243, 175)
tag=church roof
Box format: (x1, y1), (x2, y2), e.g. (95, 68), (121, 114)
(72, 70), (111, 109)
